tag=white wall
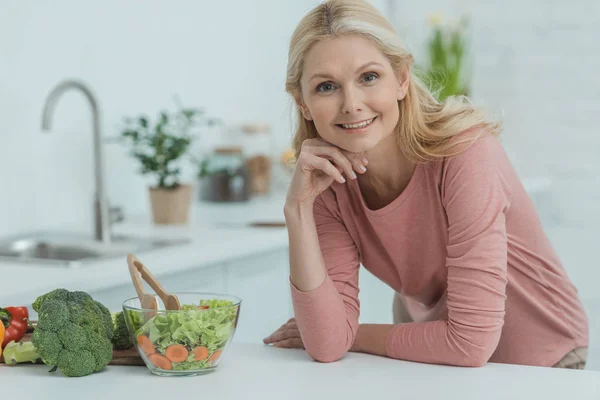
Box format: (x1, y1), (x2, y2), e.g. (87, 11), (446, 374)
(0, 0), (331, 237)
(391, 0), (599, 225)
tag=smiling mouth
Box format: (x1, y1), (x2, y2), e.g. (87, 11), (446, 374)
(336, 116), (377, 130)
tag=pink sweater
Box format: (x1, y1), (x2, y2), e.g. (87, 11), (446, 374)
(290, 134), (588, 367)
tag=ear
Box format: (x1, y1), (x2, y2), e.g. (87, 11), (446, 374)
(396, 65), (410, 101)
(295, 96), (313, 121)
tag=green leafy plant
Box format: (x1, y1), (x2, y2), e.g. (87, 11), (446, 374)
(417, 13), (471, 101)
(120, 100), (220, 189)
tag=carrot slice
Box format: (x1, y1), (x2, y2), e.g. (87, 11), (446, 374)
(149, 353), (172, 370)
(208, 350), (222, 363)
(193, 346), (209, 361)
(137, 335), (155, 355)
(165, 344), (189, 363)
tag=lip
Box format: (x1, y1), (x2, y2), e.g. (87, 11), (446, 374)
(335, 116), (377, 134)
(337, 117), (375, 125)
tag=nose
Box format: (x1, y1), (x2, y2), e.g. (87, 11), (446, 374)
(341, 87), (363, 114)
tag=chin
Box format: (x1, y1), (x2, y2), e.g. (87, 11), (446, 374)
(333, 135), (381, 154)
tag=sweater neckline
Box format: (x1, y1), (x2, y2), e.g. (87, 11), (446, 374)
(350, 162), (424, 217)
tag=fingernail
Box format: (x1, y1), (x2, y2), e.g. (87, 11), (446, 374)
(359, 165), (367, 172)
(362, 157), (369, 165)
(351, 171), (357, 179)
(339, 176), (346, 183)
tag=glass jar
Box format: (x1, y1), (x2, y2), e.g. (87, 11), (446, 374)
(198, 147), (250, 202)
(239, 122), (272, 158)
(239, 123), (272, 195)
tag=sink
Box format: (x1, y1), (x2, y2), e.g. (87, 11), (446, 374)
(0, 232), (190, 267)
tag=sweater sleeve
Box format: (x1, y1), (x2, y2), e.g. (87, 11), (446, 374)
(385, 136), (512, 367)
(290, 190), (360, 363)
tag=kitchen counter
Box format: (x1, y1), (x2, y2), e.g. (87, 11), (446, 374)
(0, 342), (598, 400)
(0, 193), (289, 306)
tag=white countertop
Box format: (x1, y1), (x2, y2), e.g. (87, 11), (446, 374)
(0, 193), (289, 306)
(0, 342), (598, 400)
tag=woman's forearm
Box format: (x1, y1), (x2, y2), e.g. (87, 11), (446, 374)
(350, 324), (393, 356)
(284, 201), (327, 292)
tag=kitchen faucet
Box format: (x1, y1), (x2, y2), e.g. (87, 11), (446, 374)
(41, 79), (122, 244)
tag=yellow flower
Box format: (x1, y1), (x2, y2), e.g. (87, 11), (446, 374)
(280, 148), (296, 169)
(427, 12), (444, 27)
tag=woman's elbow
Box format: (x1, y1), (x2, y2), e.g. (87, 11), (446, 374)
(306, 341), (350, 363)
(459, 335), (500, 367)
(463, 350), (492, 368)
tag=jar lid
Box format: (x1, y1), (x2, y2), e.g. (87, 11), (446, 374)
(240, 122), (270, 134)
(214, 146), (243, 154)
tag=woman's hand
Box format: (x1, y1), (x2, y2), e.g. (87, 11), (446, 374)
(286, 138), (368, 207)
(263, 318), (305, 348)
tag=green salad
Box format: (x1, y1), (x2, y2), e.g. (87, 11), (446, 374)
(125, 299), (238, 371)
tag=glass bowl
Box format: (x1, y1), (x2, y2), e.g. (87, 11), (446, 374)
(122, 292), (242, 377)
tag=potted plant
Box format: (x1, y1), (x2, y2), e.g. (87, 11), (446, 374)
(120, 102), (218, 224)
(416, 12), (472, 101)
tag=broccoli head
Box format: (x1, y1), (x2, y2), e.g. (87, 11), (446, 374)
(111, 311), (134, 350)
(30, 289), (114, 377)
(32, 288), (69, 312)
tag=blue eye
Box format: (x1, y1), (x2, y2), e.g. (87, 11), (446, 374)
(316, 82), (336, 93)
(363, 73), (379, 83)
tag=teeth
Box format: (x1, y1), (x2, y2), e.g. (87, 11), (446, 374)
(341, 118), (374, 129)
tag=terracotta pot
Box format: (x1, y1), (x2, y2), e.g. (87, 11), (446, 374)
(148, 184), (193, 225)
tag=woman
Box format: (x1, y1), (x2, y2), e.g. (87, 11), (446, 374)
(263, 0), (588, 369)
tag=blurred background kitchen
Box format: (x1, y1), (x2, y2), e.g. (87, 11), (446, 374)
(0, 0), (598, 369)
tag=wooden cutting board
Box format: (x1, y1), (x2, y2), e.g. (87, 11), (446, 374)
(0, 330), (145, 366)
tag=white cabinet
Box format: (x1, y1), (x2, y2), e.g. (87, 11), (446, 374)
(225, 248), (293, 344)
(358, 266), (395, 324)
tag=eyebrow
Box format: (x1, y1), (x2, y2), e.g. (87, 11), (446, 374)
(308, 61), (384, 82)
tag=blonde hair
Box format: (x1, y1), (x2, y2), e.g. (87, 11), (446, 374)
(286, 0), (501, 162)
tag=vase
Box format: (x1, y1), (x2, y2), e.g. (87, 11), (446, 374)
(148, 184), (193, 225)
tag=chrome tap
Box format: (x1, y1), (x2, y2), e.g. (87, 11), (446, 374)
(41, 79), (121, 244)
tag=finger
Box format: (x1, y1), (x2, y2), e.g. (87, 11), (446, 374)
(273, 338), (305, 349)
(263, 327), (288, 344)
(346, 154), (368, 175)
(315, 158), (346, 183)
(285, 328), (300, 337)
(299, 154), (345, 183)
(311, 146), (357, 180)
(284, 320), (298, 329)
(303, 137), (368, 172)
(263, 323), (287, 343)
(340, 150), (368, 173)
(264, 327), (301, 344)
(301, 138), (323, 149)
(311, 141), (367, 177)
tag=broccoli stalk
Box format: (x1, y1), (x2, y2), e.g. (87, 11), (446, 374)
(2, 341), (40, 365)
(111, 311), (133, 350)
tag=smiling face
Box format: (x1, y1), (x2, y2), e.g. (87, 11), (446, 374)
(298, 35), (409, 154)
